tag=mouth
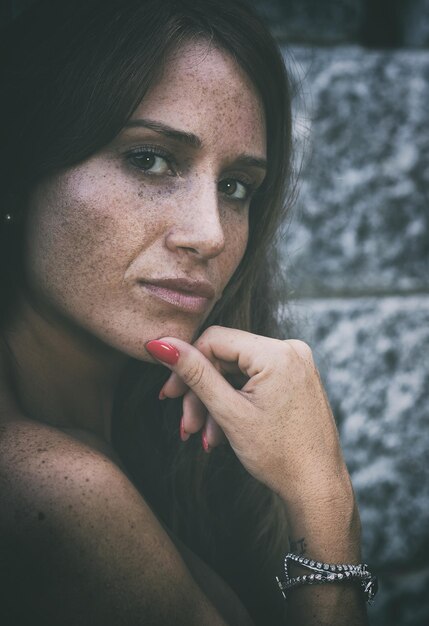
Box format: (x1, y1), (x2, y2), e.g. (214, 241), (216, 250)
(138, 278), (215, 314)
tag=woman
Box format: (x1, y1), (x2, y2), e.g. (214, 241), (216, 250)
(0, 0), (374, 624)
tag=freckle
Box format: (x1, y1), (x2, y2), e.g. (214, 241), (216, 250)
(85, 478), (89, 482)
(64, 475), (68, 479)
(37, 511), (46, 521)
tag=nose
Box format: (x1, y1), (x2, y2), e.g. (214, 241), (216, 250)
(165, 177), (226, 260)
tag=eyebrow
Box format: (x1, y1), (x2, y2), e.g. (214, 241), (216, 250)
(233, 155), (267, 171)
(123, 118), (267, 171)
(124, 118), (202, 149)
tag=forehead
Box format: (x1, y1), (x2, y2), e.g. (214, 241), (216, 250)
(131, 40), (266, 156)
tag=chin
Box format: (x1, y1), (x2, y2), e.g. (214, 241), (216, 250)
(100, 316), (205, 362)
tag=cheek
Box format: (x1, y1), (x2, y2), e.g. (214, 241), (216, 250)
(222, 211), (249, 277)
(24, 170), (153, 300)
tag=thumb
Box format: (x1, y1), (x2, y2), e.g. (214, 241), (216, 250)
(145, 338), (244, 428)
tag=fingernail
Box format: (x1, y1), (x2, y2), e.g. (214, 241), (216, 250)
(201, 430), (211, 453)
(146, 340), (179, 365)
(180, 417), (190, 442)
(159, 388), (166, 400)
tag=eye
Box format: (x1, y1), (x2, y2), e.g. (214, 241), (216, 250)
(218, 178), (252, 201)
(128, 149), (172, 175)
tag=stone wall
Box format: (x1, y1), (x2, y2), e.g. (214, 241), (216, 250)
(257, 0), (429, 48)
(258, 3), (429, 625)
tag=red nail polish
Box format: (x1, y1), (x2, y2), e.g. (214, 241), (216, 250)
(146, 340), (180, 365)
(180, 417), (190, 442)
(202, 430), (211, 453)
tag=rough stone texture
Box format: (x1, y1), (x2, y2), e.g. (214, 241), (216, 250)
(288, 295), (429, 625)
(254, 0), (365, 44)
(279, 38), (429, 626)
(281, 46), (429, 296)
(400, 0), (429, 48)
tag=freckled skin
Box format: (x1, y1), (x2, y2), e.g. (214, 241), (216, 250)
(24, 41), (267, 359)
(0, 38), (365, 620)
(0, 41), (266, 625)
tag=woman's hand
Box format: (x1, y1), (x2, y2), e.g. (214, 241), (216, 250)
(146, 326), (351, 505)
(146, 327), (368, 625)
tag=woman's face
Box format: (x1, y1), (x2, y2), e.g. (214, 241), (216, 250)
(23, 41), (267, 360)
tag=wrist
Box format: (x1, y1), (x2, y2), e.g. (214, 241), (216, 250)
(281, 474), (362, 564)
(279, 461), (356, 517)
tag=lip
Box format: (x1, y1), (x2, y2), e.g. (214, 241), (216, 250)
(139, 277), (215, 314)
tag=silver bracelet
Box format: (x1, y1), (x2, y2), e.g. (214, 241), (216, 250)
(276, 553), (378, 604)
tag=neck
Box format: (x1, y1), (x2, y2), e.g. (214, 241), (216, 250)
(1, 296), (128, 444)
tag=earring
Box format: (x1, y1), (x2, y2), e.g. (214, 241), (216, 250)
(3, 213), (13, 224)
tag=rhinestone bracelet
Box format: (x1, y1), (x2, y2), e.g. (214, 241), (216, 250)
(276, 553), (378, 604)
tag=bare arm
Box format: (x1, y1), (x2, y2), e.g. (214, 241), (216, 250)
(0, 419), (252, 626)
(148, 329), (371, 626)
(280, 476), (367, 625)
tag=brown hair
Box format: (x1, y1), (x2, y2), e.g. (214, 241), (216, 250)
(0, 0), (294, 619)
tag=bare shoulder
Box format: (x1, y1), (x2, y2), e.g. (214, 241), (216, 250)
(0, 415), (121, 503)
(0, 417), (227, 626)
(0, 416), (136, 536)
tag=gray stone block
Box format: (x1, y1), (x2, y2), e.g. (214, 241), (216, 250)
(400, 0), (429, 48)
(282, 46), (429, 296)
(289, 295), (429, 625)
(254, 0), (364, 44)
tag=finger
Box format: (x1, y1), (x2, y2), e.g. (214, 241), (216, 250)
(190, 326), (273, 380)
(145, 334), (253, 431)
(159, 371), (189, 399)
(203, 414), (227, 450)
(160, 357), (247, 400)
(182, 390), (207, 434)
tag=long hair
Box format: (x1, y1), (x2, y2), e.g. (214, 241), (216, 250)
(0, 0), (294, 619)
